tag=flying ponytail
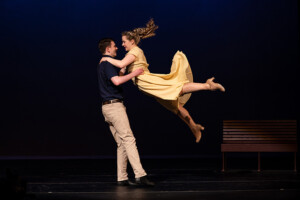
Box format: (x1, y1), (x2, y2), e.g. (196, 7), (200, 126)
(122, 19), (158, 45)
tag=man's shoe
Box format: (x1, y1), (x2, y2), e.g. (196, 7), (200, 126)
(117, 180), (136, 186)
(135, 176), (155, 186)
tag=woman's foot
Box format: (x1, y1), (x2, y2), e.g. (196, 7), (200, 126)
(206, 77), (225, 92)
(192, 124), (205, 143)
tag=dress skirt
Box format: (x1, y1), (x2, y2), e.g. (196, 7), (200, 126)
(134, 51), (193, 114)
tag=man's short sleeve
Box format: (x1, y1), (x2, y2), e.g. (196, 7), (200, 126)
(104, 62), (119, 80)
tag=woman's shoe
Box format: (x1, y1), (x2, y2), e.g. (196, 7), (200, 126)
(206, 77), (225, 92)
(193, 124), (204, 143)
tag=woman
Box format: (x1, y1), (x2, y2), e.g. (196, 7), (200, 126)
(100, 19), (225, 143)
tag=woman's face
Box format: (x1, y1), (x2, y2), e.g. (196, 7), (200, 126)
(122, 35), (135, 51)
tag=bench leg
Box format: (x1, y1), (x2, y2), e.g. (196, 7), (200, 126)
(294, 152), (297, 172)
(258, 152), (261, 172)
(222, 152), (225, 172)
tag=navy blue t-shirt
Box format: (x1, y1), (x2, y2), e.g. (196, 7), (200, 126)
(97, 55), (123, 101)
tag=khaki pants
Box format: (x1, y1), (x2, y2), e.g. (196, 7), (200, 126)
(102, 102), (147, 181)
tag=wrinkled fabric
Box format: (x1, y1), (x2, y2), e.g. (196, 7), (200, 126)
(127, 46), (193, 114)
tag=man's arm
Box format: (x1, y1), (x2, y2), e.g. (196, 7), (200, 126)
(111, 68), (143, 86)
(119, 67), (126, 76)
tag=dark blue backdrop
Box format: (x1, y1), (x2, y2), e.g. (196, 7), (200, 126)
(1, 0), (299, 158)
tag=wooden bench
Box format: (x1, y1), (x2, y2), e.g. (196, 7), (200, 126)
(221, 120), (297, 172)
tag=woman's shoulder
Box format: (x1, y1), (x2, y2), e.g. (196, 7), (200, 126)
(132, 46), (143, 52)
(128, 46), (143, 56)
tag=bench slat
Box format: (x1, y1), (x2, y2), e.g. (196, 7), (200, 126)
(221, 144), (297, 152)
(223, 129), (296, 132)
(223, 140), (297, 144)
(224, 135), (296, 138)
(224, 126), (296, 129)
(224, 137), (296, 141)
(224, 131), (296, 135)
(221, 120), (297, 150)
(224, 122), (296, 125)
(223, 120), (296, 123)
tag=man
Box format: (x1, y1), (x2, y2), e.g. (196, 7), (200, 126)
(97, 38), (154, 186)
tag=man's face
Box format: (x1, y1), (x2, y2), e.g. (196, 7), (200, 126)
(107, 41), (118, 57)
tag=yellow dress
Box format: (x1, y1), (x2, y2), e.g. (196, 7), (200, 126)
(127, 46), (193, 114)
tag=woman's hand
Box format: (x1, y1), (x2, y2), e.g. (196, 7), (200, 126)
(133, 68), (144, 76)
(99, 57), (108, 63)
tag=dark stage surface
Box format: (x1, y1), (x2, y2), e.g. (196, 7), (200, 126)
(1, 157), (300, 200)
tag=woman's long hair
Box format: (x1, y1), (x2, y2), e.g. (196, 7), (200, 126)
(122, 19), (158, 45)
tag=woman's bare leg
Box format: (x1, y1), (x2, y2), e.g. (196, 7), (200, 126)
(177, 104), (204, 143)
(181, 77), (225, 95)
(177, 78), (224, 142)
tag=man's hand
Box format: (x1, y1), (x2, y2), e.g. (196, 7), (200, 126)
(119, 67), (126, 76)
(133, 68), (144, 76)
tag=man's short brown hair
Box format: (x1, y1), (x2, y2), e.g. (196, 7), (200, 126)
(98, 38), (114, 54)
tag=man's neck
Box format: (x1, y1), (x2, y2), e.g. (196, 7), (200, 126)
(103, 53), (114, 57)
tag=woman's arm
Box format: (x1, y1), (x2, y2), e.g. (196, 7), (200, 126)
(111, 68), (144, 86)
(119, 67), (126, 76)
(102, 54), (135, 69)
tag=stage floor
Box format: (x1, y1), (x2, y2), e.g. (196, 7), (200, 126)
(1, 157), (300, 200)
